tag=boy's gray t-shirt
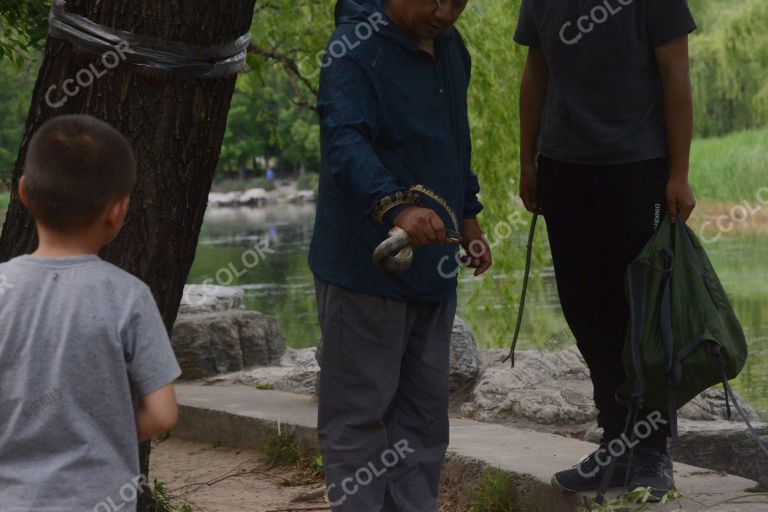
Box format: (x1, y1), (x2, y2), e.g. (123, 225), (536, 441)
(0, 255), (181, 511)
(514, 0), (697, 165)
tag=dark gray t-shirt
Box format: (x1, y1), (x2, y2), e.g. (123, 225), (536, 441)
(515, 0), (697, 165)
(0, 255), (181, 511)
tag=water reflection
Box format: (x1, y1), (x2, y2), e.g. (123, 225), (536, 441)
(189, 205), (767, 418)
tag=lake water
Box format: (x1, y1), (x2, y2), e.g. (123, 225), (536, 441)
(189, 204), (767, 419)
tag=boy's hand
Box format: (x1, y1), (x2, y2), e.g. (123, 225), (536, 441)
(519, 162), (539, 213)
(666, 176), (696, 223)
(461, 219), (492, 276)
(394, 206), (447, 247)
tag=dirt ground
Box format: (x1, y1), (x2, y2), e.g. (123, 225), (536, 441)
(150, 437), (328, 512)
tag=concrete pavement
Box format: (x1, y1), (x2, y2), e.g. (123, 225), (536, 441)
(172, 383), (768, 511)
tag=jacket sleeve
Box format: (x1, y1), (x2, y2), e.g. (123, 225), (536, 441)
(463, 166), (484, 220)
(317, 55), (406, 223)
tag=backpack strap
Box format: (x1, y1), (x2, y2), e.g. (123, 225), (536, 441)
(659, 252), (678, 442)
(503, 213), (539, 367)
(716, 347), (768, 461)
(626, 261), (650, 402)
(679, 221), (719, 309)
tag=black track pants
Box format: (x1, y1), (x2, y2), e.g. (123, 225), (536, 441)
(538, 156), (670, 453)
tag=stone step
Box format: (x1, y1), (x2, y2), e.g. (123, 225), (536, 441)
(172, 383), (768, 512)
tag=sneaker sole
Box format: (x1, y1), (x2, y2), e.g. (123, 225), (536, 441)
(551, 473), (630, 493)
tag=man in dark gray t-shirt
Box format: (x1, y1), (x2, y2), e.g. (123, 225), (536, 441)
(514, 0), (697, 501)
(0, 115), (181, 511)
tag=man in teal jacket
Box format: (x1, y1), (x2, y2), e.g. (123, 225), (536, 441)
(310, 1), (490, 511)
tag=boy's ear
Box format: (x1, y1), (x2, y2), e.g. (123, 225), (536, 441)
(18, 176), (29, 207)
(106, 196), (131, 227)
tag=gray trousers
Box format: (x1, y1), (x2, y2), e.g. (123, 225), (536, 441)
(315, 279), (457, 512)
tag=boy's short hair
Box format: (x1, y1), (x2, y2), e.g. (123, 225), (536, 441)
(23, 115), (137, 232)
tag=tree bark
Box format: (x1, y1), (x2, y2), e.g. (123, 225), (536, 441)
(0, 1), (256, 509)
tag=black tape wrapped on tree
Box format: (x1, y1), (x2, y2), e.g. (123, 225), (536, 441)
(47, 0), (252, 78)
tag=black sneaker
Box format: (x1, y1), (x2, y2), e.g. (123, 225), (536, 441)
(551, 445), (629, 493)
(626, 447), (675, 502)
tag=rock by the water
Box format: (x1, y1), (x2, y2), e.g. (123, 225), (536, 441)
(179, 285), (244, 315)
(449, 317), (480, 391)
(171, 310), (285, 379)
(670, 420), (768, 486)
(206, 347), (320, 395)
(207, 191), (243, 208)
(460, 347), (596, 434)
(208, 189), (276, 208)
(240, 188), (269, 206)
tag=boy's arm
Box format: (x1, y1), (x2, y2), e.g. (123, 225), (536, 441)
(135, 384), (178, 442)
(519, 47), (549, 213)
(123, 285), (182, 441)
(656, 35), (696, 223)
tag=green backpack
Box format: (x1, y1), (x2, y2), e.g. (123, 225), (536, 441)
(616, 217), (750, 440)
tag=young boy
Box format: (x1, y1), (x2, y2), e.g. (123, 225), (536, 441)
(514, 0), (697, 501)
(0, 115), (181, 511)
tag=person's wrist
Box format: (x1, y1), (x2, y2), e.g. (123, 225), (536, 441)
(385, 205), (413, 227)
(668, 173), (690, 185)
(521, 159), (536, 173)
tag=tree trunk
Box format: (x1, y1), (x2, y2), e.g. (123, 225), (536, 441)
(0, 1), (256, 509)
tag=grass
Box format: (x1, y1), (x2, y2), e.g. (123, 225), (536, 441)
(0, 190), (9, 219)
(470, 472), (528, 512)
(261, 430), (324, 480)
(150, 480), (195, 512)
(577, 488), (682, 512)
(690, 127), (768, 203)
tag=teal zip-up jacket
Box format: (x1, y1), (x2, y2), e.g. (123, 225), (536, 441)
(309, 0), (483, 302)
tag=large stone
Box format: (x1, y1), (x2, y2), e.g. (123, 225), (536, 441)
(449, 317), (481, 391)
(172, 310), (285, 379)
(179, 284), (244, 315)
(670, 420), (768, 486)
(206, 347), (320, 395)
(460, 347), (596, 435)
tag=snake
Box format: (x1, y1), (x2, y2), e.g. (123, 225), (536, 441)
(373, 185), (462, 274)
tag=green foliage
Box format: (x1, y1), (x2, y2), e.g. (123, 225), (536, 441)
(577, 488), (681, 512)
(0, 58), (37, 185)
(262, 432), (302, 467)
(689, 0), (768, 136)
(150, 480), (194, 512)
(0, 0), (49, 63)
(247, 177), (276, 192)
(456, 0), (532, 345)
(690, 128), (768, 202)
(219, 71), (321, 177)
(216, 0), (334, 178)
(311, 454), (325, 479)
(470, 471), (526, 512)
(296, 173), (319, 193)
(0, 190), (9, 217)
(248, 0), (334, 96)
